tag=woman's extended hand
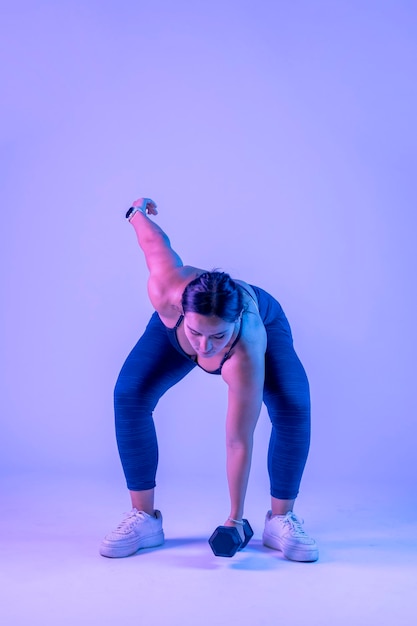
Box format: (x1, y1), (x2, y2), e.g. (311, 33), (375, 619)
(131, 197), (158, 216)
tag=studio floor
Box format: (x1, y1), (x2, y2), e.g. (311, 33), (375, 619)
(1, 471), (415, 626)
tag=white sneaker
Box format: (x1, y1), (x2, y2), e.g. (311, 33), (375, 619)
(100, 509), (164, 558)
(262, 511), (319, 562)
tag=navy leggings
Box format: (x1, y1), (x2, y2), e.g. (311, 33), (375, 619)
(114, 286), (311, 500)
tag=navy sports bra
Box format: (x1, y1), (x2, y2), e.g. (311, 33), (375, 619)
(165, 284), (258, 375)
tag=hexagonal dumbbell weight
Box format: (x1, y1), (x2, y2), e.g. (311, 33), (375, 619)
(208, 519), (254, 557)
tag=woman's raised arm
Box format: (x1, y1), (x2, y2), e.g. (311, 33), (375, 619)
(127, 198), (183, 278)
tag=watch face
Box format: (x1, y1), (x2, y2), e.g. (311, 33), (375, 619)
(125, 207), (135, 219)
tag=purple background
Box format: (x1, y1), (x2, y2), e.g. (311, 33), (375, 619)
(1, 0), (416, 501)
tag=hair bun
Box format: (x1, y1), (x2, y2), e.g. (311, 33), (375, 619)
(182, 271), (243, 322)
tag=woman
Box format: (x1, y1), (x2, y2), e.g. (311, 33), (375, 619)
(100, 197), (318, 562)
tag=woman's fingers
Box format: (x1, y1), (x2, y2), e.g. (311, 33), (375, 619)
(132, 197), (158, 215)
(146, 200), (158, 215)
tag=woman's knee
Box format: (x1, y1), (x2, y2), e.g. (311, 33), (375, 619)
(114, 372), (149, 410)
(264, 383), (310, 416)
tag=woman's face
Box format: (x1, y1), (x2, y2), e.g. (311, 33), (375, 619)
(183, 312), (236, 357)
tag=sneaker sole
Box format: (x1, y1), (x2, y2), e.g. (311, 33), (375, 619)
(262, 533), (319, 562)
(100, 530), (165, 558)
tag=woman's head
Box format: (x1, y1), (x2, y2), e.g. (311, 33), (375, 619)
(181, 271), (243, 323)
(181, 272), (244, 358)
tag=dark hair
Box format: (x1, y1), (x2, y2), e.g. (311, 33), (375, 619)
(181, 271), (244, 323)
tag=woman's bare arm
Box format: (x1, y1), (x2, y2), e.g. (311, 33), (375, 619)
(128, 198), (183, 278)
(221, 333), (266, 527)
(127, 198), (197, 314)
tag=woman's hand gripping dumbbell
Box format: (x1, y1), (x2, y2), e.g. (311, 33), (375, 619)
(208, 518), (254, 557)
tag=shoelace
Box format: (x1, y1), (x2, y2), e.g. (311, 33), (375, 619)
(282, 512), (307, 537)
(116, 509), (146, 532)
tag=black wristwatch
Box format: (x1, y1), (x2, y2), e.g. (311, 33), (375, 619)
(126, 206), (138, 220)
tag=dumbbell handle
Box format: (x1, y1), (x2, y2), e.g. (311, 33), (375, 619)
(208, 519), (254, 557)
(239, 519), (254, 550)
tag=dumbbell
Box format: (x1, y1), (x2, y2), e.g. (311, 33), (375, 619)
(208, 519), (254, 557)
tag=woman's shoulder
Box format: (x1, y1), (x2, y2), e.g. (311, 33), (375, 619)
(222, 313), (266, 383)
(234, 279), (259, 304)
(148, 265), (206, 325)
(234, 282), (266, 349)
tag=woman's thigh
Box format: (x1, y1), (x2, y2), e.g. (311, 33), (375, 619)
(262, 303), (311, 428)
(115, 313), (196, 410)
